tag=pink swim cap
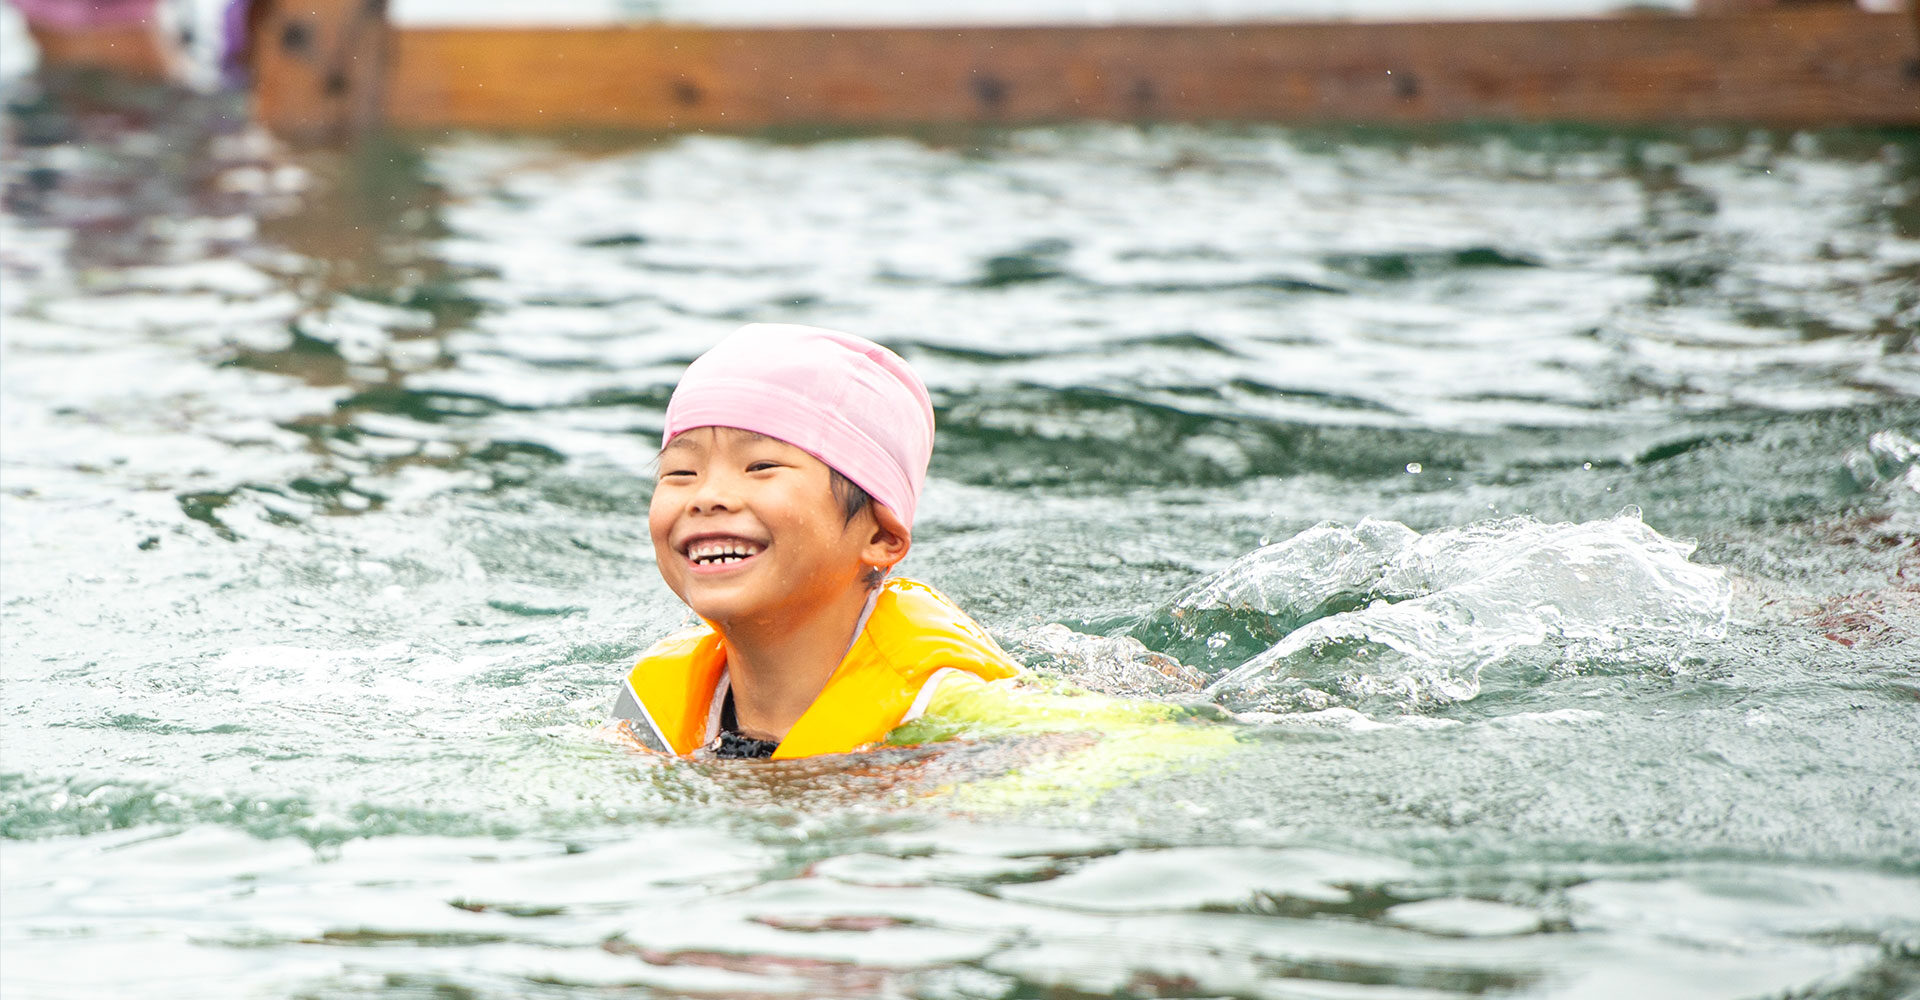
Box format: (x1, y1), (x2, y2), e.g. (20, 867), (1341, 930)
(662, 324), (936, 529)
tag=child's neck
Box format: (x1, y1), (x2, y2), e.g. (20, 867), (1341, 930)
(717, 584), (876, 743)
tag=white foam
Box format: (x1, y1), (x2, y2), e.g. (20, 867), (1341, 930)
(1204, 508), (1731, 713)
(1010, 622), (1207, 699)
(1232, 706), (1463, 731)
(1172, 517), (1420, 625)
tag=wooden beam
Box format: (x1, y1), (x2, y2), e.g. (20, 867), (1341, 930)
(253, 8), (1920, 137)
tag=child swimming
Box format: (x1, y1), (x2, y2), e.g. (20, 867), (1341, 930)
(609, 323), (1023, 760)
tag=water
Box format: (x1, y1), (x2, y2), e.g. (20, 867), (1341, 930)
(3, 77), (1918, 998)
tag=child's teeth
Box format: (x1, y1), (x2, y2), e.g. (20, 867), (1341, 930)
(689, 539), (762, 564)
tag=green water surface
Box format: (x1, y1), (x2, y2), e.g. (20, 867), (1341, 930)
(2, 81), (1917, 999)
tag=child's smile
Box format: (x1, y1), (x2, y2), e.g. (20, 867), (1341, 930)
(682, 535), (766, 569)
(650, 426), (880, 626)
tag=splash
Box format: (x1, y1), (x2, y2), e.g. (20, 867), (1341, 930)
(1139, 517), (1424, 670)
(1845, 428), (1920, 506)
(1193, 508), (1731, 714)
(1006, 623), (1207, 699)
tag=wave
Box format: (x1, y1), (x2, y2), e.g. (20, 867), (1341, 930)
(1129, 508), (1730, 714)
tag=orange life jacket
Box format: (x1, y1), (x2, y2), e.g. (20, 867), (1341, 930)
(614, 577), (1021, 759)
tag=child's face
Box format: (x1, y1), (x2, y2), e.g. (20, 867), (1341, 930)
(649, 427), (884, 627)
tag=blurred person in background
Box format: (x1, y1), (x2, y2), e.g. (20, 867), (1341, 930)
(8, 0), (183, 79)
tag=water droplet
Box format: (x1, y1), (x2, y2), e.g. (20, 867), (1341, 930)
(1405, 462), (1423, 474)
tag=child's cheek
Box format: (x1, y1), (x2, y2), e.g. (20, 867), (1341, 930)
(645, 493), (675, 540)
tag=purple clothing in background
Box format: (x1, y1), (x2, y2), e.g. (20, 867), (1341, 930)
(220, 0), (254, 87)
(7, 0), (160, 29)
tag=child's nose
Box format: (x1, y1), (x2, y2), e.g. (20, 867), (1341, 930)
(688, 471), (741, 512)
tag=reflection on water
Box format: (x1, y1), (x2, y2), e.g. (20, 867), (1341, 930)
(2, 76), (1918, 999)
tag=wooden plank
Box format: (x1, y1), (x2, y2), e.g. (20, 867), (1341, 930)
(253, 8), (1920, 138)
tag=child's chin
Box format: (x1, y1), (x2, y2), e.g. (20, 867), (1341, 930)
(682, 590), (756, 623)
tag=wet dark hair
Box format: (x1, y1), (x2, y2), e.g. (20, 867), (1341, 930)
(827, 469), (886, 588)
(826, 468), (874, 524)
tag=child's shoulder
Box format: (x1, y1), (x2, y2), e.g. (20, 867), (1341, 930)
(631, 621), (720, 671)
(865, 577), (1020, 682)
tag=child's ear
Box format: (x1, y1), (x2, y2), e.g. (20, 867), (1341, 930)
(862, 505), (912, 570)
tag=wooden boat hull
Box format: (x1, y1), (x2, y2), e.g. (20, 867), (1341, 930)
(250, 4), (1920, 139)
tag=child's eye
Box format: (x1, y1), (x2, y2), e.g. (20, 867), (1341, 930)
(746, 461), (782, 473)
(659, 469), (696, 480)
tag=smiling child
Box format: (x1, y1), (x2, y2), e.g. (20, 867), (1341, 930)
(610, 324), (1022, 760)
